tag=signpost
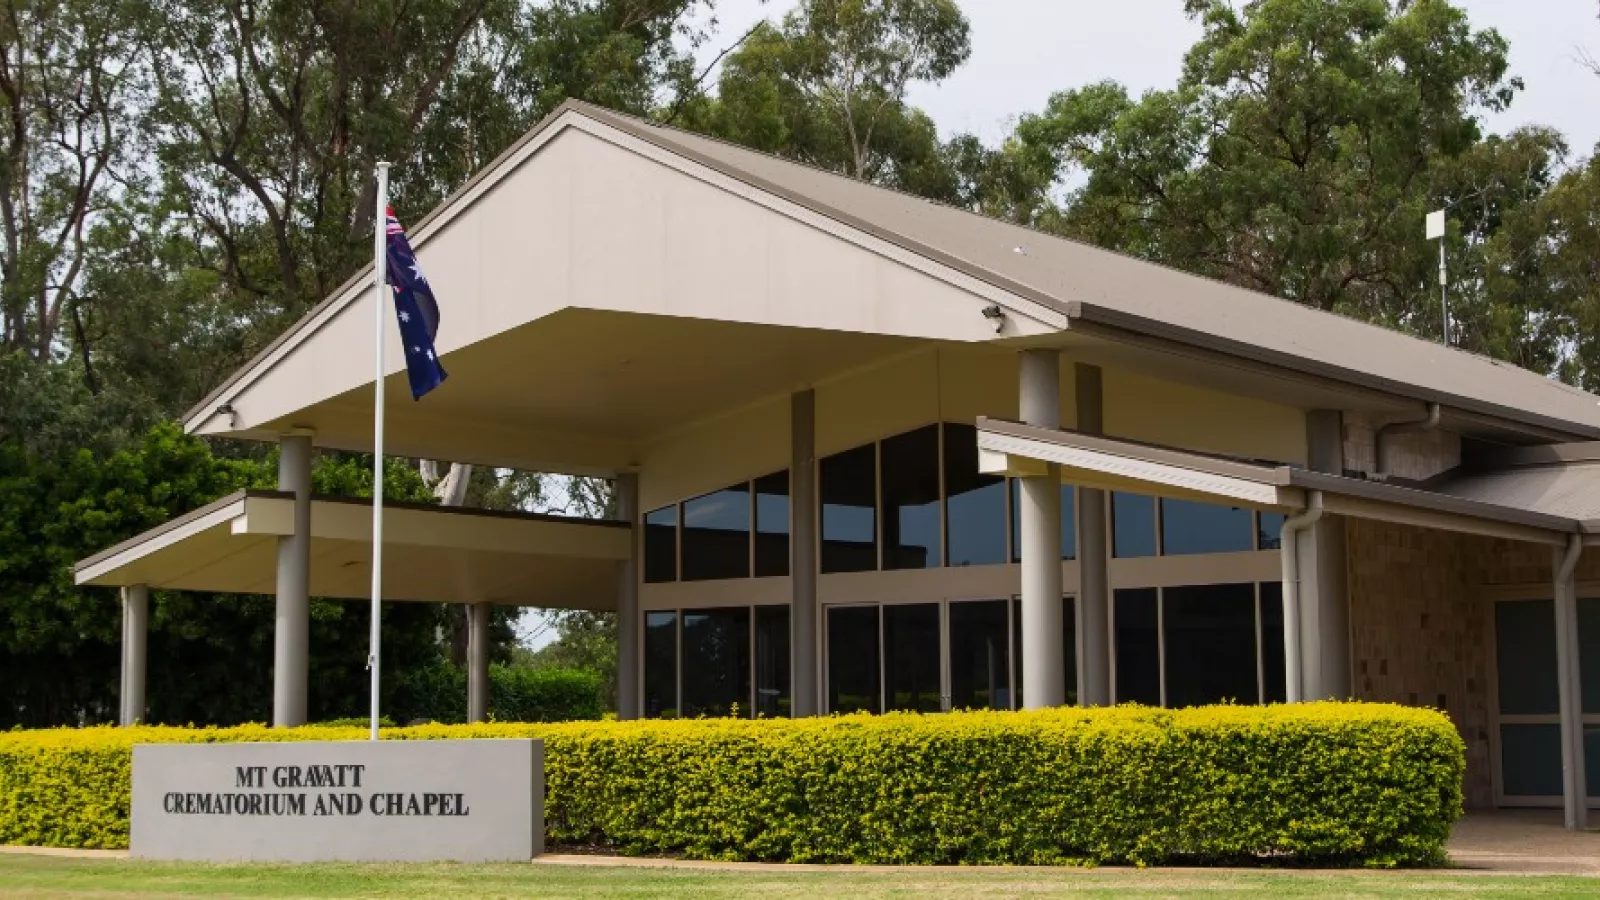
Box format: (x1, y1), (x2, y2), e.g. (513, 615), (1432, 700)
(130, 740), (542, 862)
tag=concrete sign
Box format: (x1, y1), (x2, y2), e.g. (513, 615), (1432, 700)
(131, 739), (542, 862)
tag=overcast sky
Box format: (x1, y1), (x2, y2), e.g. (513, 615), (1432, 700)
(688, 0), (1600, 159)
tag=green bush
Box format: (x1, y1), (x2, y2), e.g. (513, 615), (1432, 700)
(392, 663), (604, 724)
(0, 703), (1463, 866)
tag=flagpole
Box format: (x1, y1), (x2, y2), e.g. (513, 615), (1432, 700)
(370, 161), (390, 742)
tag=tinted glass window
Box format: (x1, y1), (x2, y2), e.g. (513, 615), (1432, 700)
(880, 426), (941, 570)
(681, 485), (750, 581)
(754, 472), (790, 578)
(681, 607), (750, 717)
(1164, 584), (1259, 706)
(884, 603), (941, 712)
(755, 605), (791, 718)
(827, 606), (880, 713)
(1012, 596), (1077, 709)
(820, 444), (877, 573)
(643, 611), (677, 718)
(1258, 512), (1287, 550)
(1160, 498), (1253, 556)
(1260, 583), (1287, 703)
(1496, 600), (1558, 716)
(944, 423), (1006, 567)
(1581, 598), (1600, 716)
(1009, 480), (1076, 563)
(1112, 493), (1156, 558)
(949, 600), (1009, 709)
(644, 506), (678, 583)
(1500, 723), (1562, 797)
(1115, 588), (1161, 705)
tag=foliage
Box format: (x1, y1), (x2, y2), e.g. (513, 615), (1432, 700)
(0, 703), (1464, 866)
(390, 662), (604, 724)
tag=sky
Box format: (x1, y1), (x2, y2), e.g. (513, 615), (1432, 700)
(686, 0), (1600, 158)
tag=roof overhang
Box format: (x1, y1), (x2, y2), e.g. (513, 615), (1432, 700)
(976, 418), (1593, 547)
(75, 491), (631, 609)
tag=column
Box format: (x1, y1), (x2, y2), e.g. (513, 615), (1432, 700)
(1019, 350), (1066, 709)
(791, 389), (819, 717)
(1074, 363), (1111, 707)
(1298, 412), (1351, 700)
(120, 584), (149, 726)
(467, 602), (491, 724)
(273, 432), (312, 728)
(1554, 540), (1588, 831)
(615, 472), (641, 720)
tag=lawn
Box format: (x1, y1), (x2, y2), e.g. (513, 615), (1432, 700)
(0, 854), (1595, 899)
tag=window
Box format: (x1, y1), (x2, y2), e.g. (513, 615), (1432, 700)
(1112, 493), (1157, 558)
(754, 472), (790, 577)
(1260, 583), (1286, 703)
(827, 606), (881, 713)
(643, 611), (677, 718)
(1163, 584), (1259, 707)
(1115, 588), (1161, 705)
(1492, 598), (1600, 798)
(1009, 481), (1076, 562)
(681, 607), (751, 717)
(880, 426), (941, 570)
(820, 444), (877, 573)
(949, 600), (1010, 710)
(1497, 601), (1558, 716)
(643, 506), (678, 583)
(944, 424), (1006, 567)
(1258, 512), (1287, 551)
(884, 603), (941, 712)
(681, 485), (750, 581)
(1011, 596), (1077, 708)
(1160, 498), (1253, 556)
(755, 606), (791, 717)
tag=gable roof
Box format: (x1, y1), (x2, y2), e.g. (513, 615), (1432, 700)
(185, 100), (1600, 440)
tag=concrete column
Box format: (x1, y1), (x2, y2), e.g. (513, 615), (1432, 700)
(615, 472), (641, 720)
(1553, 540), (1588, 831)
(466, 602), (491, 724)
(120, 584), (149, 726)
(273, 433), (313, 728)
(791, 390), (819, 717)
(1019, 350), (1066, 709)
(1297, 411), (1351, 700)
(1074, 362), (1111, 707)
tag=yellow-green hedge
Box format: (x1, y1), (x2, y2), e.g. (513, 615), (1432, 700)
(0, 703), (1463, 866)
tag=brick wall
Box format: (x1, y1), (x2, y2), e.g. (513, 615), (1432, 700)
(1342, 411), (1461, 481)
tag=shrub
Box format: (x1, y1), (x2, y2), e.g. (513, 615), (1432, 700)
(390, 663), (604, 724)
(0, 703), (1463, 865)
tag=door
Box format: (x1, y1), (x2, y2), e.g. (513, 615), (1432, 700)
(1490, 598), (1600, 808)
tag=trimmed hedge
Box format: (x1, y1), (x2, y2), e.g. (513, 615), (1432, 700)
(0, 703), (1463, 866)
(393, 663), (605, 724)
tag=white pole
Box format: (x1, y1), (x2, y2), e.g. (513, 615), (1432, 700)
(370, 161), (390, 741)
(1438, 238), (1448, 345)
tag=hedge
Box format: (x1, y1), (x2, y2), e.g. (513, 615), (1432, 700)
(0, 702), (1463, 866)
(392, 663), (605, 724)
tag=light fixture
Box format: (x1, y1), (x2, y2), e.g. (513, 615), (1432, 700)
(981, 304), (1007, 334)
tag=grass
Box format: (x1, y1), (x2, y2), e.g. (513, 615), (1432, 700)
(0, 853), (1596, 899)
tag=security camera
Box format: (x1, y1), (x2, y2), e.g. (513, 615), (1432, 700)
(981, 304), (1007, 334)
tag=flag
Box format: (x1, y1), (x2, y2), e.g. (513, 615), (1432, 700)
(384, 206), (447, 399)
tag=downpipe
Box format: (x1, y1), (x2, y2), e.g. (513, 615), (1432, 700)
(1554, 533), (1586, 831)
(1278, 491), (1326, 704)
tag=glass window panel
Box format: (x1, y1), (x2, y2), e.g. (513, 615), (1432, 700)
(1160, 498), (1253, 556)
(1590, 726), (1600, 798)
(884, 603), (942, 712)
(880, 426), (941, 570)
(1260, 583), (1286, 704)
(1496, 600), (1558, 716)
(1011, 596), (1078, 709)
(1164, 584), (1259, 707)
(1112, 493), (1156, 559)
(643, 611), (677, 718)
(681, 485), (751, 581)
(827, 606), (880, 714)
(1009, 481), (1076, 562)
(1581, 597), (1600, 715)
(1258, 512), (1286, 550)
(643, 506), (678, 583)
(755, 606), (791, 718)
(1115, 588), (1161, 705)
(944, 423), (1006, 567)
(754, 472), (790, 578)
(950, 600), (1009, 710)
(680, 607), (751, 717)
(820, 444), (877, 573)
(1499, 724), (1563, 797)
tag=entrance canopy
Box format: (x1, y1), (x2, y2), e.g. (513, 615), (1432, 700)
(75, 490), (630, 609)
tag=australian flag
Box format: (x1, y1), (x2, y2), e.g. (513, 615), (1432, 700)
(385, 206), (447, 399)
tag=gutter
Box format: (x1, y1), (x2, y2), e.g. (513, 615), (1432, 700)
(1278, 491), (1325, 704)
(1374, 402), (1442, 481)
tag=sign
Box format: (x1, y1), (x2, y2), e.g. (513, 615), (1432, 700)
(131, 739), (542, 862)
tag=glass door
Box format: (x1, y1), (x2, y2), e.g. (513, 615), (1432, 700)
(1491, 598), (1600, 807)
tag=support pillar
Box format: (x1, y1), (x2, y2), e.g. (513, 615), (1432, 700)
(1019, 350), (1066, 709)
(466, 602), (491, 724)
(273, 432), (312, 728)
(1553, 538), (1588, 831)
(1297, 411), (1351, 700)
(1074, 363), (1111, 707)
(615, 472), (641, 720)
(120, 584), (149, 726)
(791, 389), (819, 717)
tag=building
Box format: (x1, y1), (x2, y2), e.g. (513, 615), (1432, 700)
(78, 101), (1598, 829)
